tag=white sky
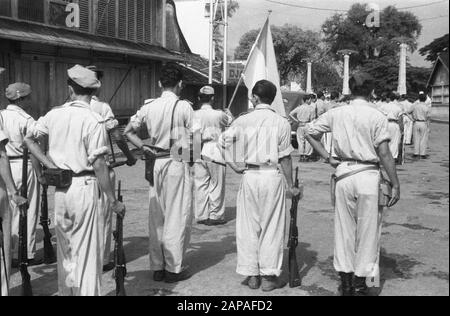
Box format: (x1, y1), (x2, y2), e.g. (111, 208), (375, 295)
(227, 0), (449, 67)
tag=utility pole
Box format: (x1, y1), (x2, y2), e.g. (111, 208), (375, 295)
(337, 49), (358, 95)
(223, 0), (229, 109)
(208, 0), (214, 84)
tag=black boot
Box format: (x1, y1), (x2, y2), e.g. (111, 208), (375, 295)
(339, 272), (355, 296)
(354, 276), (370, 296)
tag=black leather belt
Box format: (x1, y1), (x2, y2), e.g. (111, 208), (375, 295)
(415, 120), (427, 122)
(388, 119), (399, 123)
(246, 164), (278, 170)
(72, 171), (96, 178)
(8, 155), (24, 160)
(334, 158), (379, 166)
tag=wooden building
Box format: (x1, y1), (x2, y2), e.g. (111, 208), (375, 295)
(0, 0), (193, 120)
(428, 51), (449, 107)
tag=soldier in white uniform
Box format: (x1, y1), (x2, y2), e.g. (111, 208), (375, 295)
(289, 94), (315, 161)
(124, 63), (193, 283)
(0, 119), (27, 296)
(0, 83), (42, 266)
(219, 80), (299, 292)
(399, 95), (414, 146)
(25, 65), (125, 296)
(305, 72), (400, 296)
(87, 66), (137, 272)
(192, 86), (228, 226)
(379, 93), (404, 161)
(412, 93), (432, 159)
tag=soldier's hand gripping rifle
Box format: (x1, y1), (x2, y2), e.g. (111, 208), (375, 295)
(113, 181), (126, 296)
(288, 167), (302, 288)
(40, 184), (56, 264)
(19, 147), (33, 296)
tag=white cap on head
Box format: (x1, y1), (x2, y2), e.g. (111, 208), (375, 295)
(67, 65), (101, 89)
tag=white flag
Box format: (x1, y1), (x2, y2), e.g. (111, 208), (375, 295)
(243, 17), (286, 117)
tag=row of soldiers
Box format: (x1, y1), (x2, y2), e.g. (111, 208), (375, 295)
(290, 90), (432, 163)
(1, 63), (401, 296)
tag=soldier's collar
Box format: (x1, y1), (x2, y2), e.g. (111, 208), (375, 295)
(6, 104), (26, 112)
(200, 104), (213, 110)
(161, 91), (179, 99)
(67, 100), (91, 109)
(254, 104), (276, 112)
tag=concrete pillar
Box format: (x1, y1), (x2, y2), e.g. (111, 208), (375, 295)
(343, 54), (350, 95)
(306, 62), (312, 94)
(397, 43), (408, 96)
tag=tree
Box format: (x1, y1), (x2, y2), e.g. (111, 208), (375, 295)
(419, 33), (449, 62)
(234, 24), (341, 91)
(322, 4), (422, 67)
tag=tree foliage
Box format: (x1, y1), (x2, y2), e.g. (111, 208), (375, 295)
(322, 4), (422, 66)
(234, 24), (341, 91)
(419, 33), (449, 62)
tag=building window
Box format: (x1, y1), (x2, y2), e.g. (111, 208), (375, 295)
(18, 0), (45, 23)
(0, 0), (11, 17)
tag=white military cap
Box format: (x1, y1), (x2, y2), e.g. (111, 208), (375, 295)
(5, 82), (32, 100)
(199, 86), (215, 95)
(68, 65), (101, 89)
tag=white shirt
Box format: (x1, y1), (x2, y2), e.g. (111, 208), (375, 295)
(219, 104), (294, 165)
(31, 100), (109, 173)
(0, 105), (36, 157)
(90, 97), (119, 131)
(130, 91), (193, 150)
(193, 104), (229, 143)
(305, 99), (391, 163)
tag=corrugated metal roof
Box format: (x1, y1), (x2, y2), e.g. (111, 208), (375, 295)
(0, 16), (184, 62)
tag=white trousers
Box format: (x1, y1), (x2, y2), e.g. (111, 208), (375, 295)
(0, 185), (11, 296)
(334, 164), (383, 278)
(148, 159), (193, 274)
(297, 127), (313, 156)
(387, 122), (401, 159)
(10, 159), (40, 259)
(194, 161), (226, 221)
(102, 169), (116, 265)
(55, 176), (105, 296)
(236, 169), (286, 277)
(413, 122), (429, 156)
(403, 116), (413, 145)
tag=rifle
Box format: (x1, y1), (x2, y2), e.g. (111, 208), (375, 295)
(18, 147), (33, 296)
(40, 184), (56, 264)
(113, 181), (126, 296)
(0, 217), (8, 296)
(288, 167), (302, 288)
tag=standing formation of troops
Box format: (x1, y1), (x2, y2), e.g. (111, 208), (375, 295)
(0, 62), (434, 296)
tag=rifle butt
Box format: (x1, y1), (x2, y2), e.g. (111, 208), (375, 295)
(288, 250), (302, 288)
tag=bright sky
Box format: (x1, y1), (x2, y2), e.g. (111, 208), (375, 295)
(227, 0), (449, 67)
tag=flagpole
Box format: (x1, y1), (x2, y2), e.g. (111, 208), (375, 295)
(226, 11), (272, 111)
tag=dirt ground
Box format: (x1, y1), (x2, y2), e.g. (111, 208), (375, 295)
(8, 123), (449, 296)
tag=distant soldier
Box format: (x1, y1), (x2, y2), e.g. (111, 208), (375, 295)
(379, 92), (404, 161)
(219, 80), (300, 292)
(412, 93), (432, 159)
(25, 65), (125, 296)
(0, 83), (43, 267)
(124, 63), (193, 283)
(289, 94), (315, 162)
(399, 95), (414, 146)
(0, 117), (28, 296)
(192, 86), (228, 226)
(87, 66), (137, 272)
(315, 91), (328, 118)
(305, 72), (400, 296)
